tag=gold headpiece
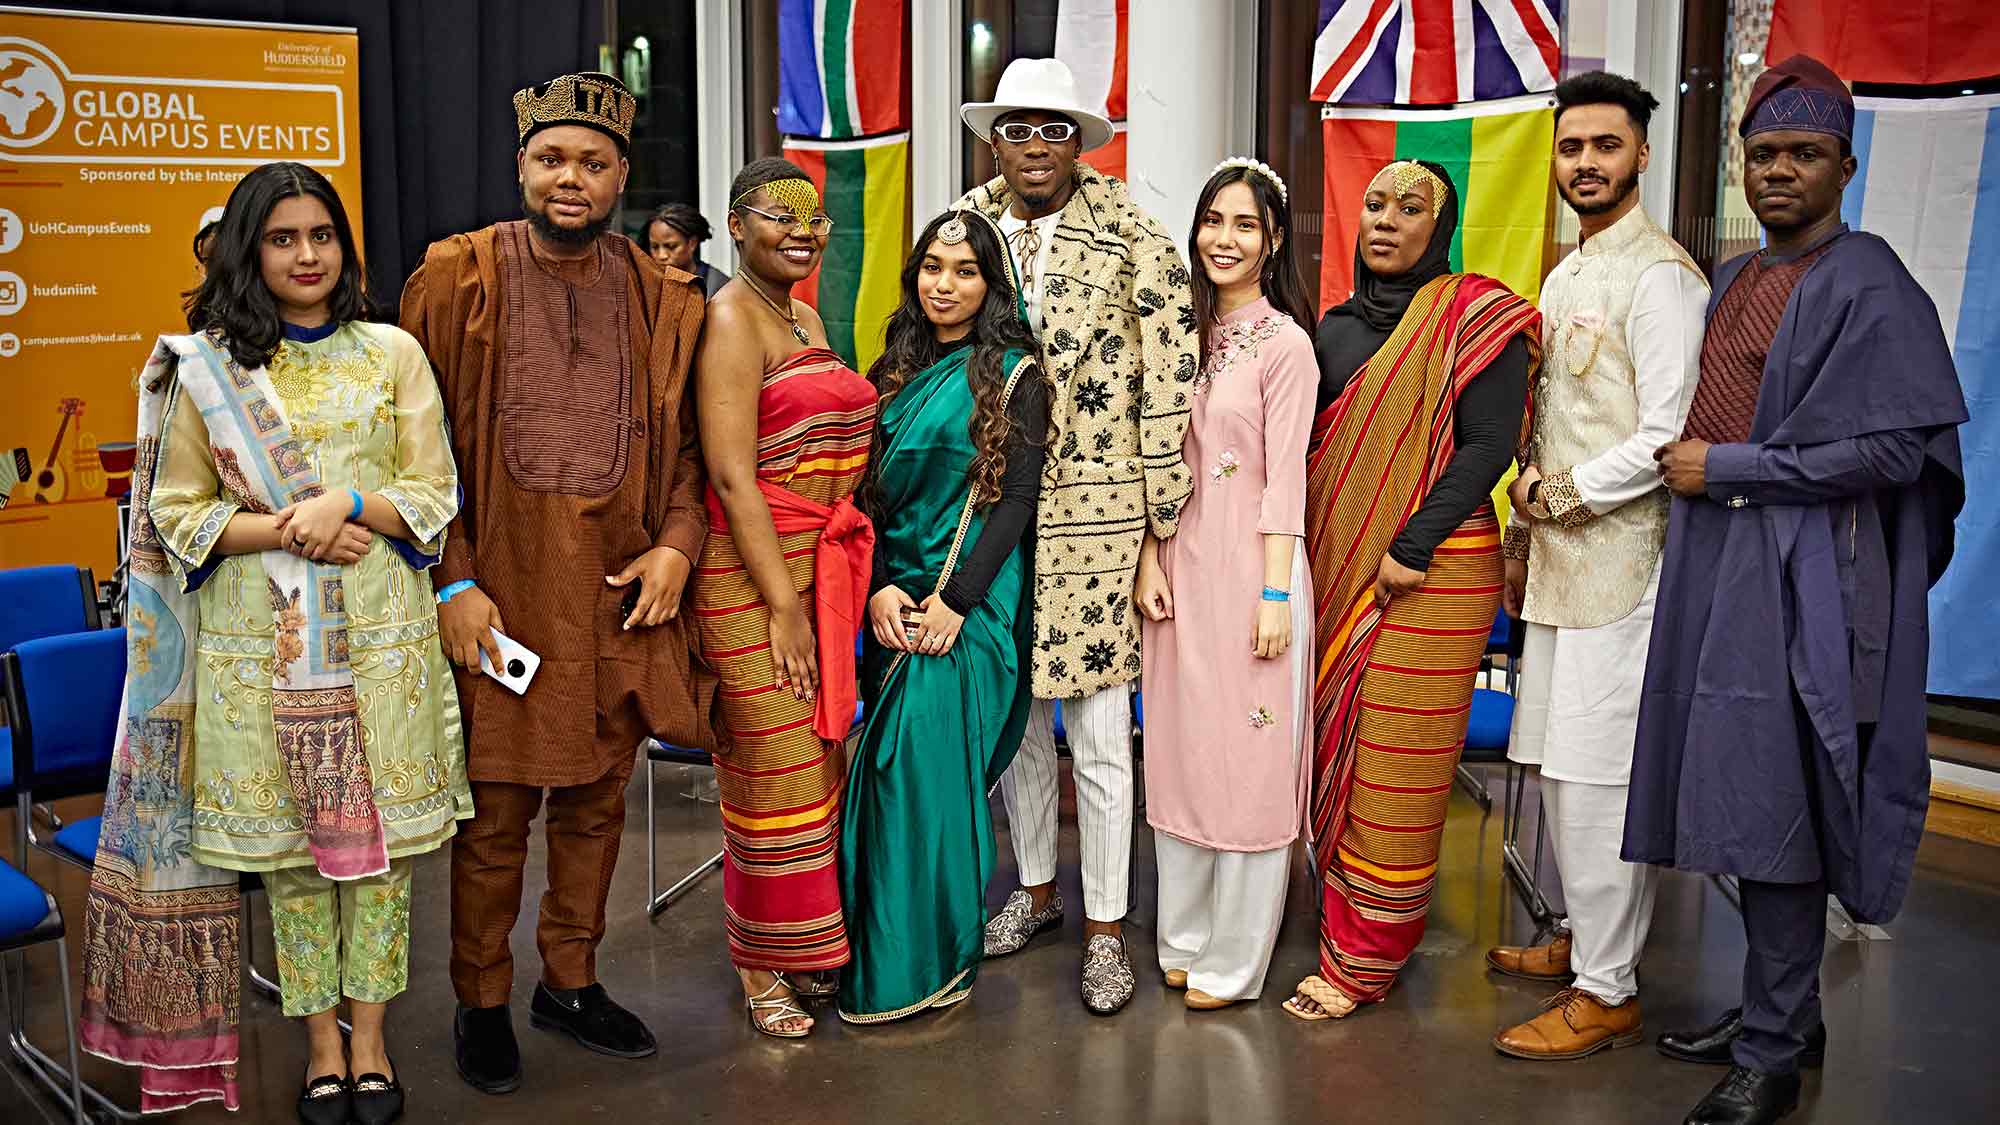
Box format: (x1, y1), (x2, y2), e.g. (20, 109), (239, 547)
(513, 72), (637, 151)
(734, 177), (823, 222)
(937, 214), (970, 244)
(1372, 160), (1449, 218)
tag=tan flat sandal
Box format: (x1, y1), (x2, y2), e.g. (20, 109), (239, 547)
(1282, 975), (1358, 1022)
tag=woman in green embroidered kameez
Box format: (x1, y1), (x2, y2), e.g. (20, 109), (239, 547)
(143, 162), (469, 1124)
(838, 209), (1047, 1023)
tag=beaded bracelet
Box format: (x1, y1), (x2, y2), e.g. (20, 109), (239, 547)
(1261, 586), (1291, 602)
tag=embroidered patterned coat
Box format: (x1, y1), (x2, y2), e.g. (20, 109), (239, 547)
(955, 163), (1197, 699)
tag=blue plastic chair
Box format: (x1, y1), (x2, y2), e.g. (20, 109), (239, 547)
(0, 565), (100, 839)
(0, 565), (100, 656)
(3, 628), (124, 872)
(1, 855), (86, 1122)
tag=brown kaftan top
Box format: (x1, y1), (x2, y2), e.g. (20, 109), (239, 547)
(400, 221), (715, 786)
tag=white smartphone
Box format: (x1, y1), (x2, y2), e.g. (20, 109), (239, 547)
(477, 627), (541, 696)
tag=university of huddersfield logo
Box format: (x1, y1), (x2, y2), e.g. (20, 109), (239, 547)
(0, 39), (65, 148)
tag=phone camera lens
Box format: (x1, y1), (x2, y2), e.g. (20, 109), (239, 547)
(507, 659), (526, 677)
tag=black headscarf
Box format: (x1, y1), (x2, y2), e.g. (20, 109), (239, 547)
(1314, 160), (1462, 409)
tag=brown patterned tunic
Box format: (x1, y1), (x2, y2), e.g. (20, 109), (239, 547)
(400, 223), (715, 786)
(1683, 240), (1836, 444)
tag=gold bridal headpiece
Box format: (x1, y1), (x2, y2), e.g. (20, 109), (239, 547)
(937, 214), (970, 244)
(1213, 156), (1288, 206)
(1373, 160), (1449, 219)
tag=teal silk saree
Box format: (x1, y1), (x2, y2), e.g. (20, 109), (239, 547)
(836, 345), (1035, 1023)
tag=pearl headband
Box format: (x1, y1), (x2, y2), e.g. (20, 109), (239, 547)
(1212, 156), (1288, 206)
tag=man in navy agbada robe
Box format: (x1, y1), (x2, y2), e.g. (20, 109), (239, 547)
(1626, 54), (1968, 1125)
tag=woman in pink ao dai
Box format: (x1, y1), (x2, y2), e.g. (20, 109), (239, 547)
(1136, 161), (1317, 1009)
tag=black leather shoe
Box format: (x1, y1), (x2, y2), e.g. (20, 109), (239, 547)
(1683, 1065), (1801, 1125)
(296, 1073), (351, 1125)
(351, 1055), (405, 1125)
(530, 982), (658, 1058)
(1657, 1007), (1826, 1068)
(454, 1004), (522, 1095)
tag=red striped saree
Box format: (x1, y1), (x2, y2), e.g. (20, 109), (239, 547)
(1304, 274), (1539, 1003)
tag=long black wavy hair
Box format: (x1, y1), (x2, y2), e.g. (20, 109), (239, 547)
(866, 209), (1043, 508)
(185, 162), (371, 370)
(1187, 163), (1314, 357)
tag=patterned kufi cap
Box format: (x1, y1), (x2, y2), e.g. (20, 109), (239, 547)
(514, 71), (637, 152)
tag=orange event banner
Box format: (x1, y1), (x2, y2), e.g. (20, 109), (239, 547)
(0, 7), (361, 574)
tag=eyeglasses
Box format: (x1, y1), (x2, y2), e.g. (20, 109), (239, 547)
(737, 204), (834, 238)
(993, 121), (1077, 145)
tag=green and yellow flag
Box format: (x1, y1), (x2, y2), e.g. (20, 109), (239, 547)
(1318, 94), (1555, 311)
(783, 131), (909, 374)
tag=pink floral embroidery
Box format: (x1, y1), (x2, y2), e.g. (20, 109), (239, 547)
(1247, 706), (1274, 729)
(1196, 312), (1287, 394)
(1210, 450), (1241, 482)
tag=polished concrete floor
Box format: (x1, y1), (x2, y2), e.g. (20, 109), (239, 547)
(5, 763), (1999, 1124)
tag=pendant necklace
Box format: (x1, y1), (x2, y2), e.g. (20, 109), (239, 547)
(737, 269), (811, 346)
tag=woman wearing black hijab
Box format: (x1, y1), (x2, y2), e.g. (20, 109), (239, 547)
(1284, 160), (1541, 1023)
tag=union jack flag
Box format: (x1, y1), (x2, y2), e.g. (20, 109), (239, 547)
(1311, 0), (1564, 106)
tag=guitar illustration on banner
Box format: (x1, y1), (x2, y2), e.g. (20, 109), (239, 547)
(33, 397), (84, 504)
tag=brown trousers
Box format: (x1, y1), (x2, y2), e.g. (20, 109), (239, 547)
(449, 757), (634, 1007)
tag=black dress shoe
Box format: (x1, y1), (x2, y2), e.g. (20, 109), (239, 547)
(1657, 1007), (1826, 1068)
(351, 1056), (405, 1125)
(1683, 1065), (1801, 1125)
(296, 1073), (352, 1125)
(529, 982), (658, 1058)
(454, 1004), (522, 1095)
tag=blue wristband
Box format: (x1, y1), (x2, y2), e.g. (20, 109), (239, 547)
(437, 579), (476, 605)
(1261, 586), (1291, 602)
(348, 488), (364, 520)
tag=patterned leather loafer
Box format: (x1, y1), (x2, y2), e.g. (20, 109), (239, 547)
(983, 888), (1064, 958)
(1081, 933), (1136, 1016)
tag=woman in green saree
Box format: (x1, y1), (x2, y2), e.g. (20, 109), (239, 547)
(838, 208), (1048, 1023)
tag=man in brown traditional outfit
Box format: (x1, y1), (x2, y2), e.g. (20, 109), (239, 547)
(399, 70), (713, 1096)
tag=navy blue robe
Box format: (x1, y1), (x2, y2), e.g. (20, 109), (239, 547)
(1623, 228), (1967, 924)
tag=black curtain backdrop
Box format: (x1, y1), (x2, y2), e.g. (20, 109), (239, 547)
(29, 0), (604, 306)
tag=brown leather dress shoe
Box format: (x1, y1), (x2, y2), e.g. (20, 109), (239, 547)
(1485, 930), (1572, 981)
(1493, 988), (1644, 1061)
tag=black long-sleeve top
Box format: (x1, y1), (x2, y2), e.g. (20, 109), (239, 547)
(869, 368), (1050, 614)
(1315, 321), (1529, 571)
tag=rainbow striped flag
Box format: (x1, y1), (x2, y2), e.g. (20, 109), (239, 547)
(777, 0), (908, 139)
(1318, 94), (1554, 311)
(783, 132), (910, 375)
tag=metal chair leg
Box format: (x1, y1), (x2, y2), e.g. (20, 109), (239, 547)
(648, 851), (725, 915)
(1454, 762), (1494, 811)
(54, 937), (86, 1124)
(645, 759), (656, 915)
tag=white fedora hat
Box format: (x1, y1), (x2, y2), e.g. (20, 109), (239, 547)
(960, 57), (1115, 152)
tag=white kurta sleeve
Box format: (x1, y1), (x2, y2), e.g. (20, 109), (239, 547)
(1566, 260), (1708, 515)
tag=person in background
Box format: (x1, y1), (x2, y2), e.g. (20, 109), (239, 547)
(840, 207), (1046, 1024)
(692, 156), (878, 1039)
(647, 202), (726, 297)
(1137, 158), (1316, 1012)
(401, 70), (713, 1095)
(84, 160), (466, 1125)
(1627, 55), (1966, 1125)
(192, 217), (219, 275)
(1285, 159), (1540, 1024)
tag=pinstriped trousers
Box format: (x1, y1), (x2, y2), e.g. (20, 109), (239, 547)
(998, 686), (1135, 922)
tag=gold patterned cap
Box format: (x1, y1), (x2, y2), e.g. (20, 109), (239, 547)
(513, 71), (637, 152)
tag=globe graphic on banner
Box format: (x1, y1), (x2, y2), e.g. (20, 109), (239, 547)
(0, 50), (64, 145)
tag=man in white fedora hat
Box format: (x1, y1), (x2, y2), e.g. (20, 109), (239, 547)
(956, 56), (1197, 1016)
